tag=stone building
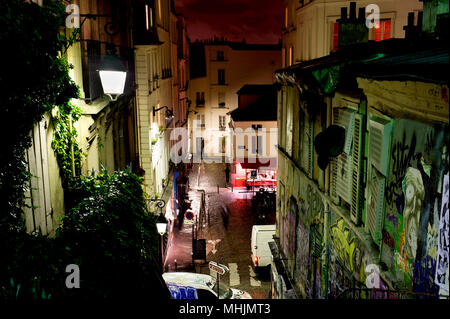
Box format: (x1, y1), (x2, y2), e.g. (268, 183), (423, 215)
(188, 40), (281, 162)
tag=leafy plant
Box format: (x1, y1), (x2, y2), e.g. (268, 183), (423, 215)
(0, 0), (78, 298)
(58, 168), (168, 299)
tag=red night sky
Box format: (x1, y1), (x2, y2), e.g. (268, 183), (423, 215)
(174, 0), (284, 44)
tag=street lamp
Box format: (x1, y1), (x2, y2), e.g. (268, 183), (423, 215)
(150, 198), (167, 271)
(156, 212), (167, 272)
(156, 211), (168, 236)
(98, 44), (127, 101)
(153, 105), (174, 120)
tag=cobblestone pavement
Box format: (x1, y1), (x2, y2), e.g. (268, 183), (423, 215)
(189, 162), (276, 299)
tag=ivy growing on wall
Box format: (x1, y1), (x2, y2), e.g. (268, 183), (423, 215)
(51, 101), (83, 183)
(0, 0), (78, 232)
(0, 0), (168, 300)
(50, 100), (87, 209)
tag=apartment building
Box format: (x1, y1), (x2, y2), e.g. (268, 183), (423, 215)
(188, 40), (281, 162)
(282, 0), (423, 66)
(273, 0), (449, 299)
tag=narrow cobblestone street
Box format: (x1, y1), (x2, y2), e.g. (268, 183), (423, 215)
(164, 162), (275, 298)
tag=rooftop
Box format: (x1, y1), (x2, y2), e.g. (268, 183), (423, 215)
(230, 84), (278, 122)
(275, 38), (449, 94)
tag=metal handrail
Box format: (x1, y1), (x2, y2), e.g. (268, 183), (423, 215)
(336, 287), (449, 299)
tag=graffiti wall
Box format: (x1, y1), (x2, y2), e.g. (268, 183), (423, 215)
(384, 119), (449, 296)
(327, 212), (374, 297)
(276, 117), (448, 299)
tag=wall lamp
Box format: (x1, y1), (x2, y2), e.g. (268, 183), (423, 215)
(153, 105), (174, 119)
(77, 14), (127, 101)
(98, 44), (127, 101)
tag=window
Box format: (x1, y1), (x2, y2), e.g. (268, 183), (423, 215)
(285, 7), (288, 28)
(373, 19), (391, 41)
(196, 92), (205, 106)
(289, 46), (294, 66)
(217, 50), (224, 61)
(329, 107), (365, 223)
(218, 69), (225, 85)
(157, 0), (162, 22)
(282, 47), (286, 68)
(332, 22), (339, 51)
(196, 114), (205, 128)
(218, 92), (225, 108)
(219, 116), (226, 130)
(251, 135), (263, 155)
(299, 107), (312, 176)
(219, 137), (226, 153)
(145, 4), (149, 30)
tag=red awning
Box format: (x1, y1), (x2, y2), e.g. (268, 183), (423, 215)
(236, 157), (277, 170)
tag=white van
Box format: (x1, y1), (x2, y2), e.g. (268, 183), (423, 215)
(251, 224), (276, 269)
(162, 272), (252, 300)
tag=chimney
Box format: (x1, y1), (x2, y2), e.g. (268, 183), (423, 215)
(403, 11), (425, 41)
(336, 2), (368, 49)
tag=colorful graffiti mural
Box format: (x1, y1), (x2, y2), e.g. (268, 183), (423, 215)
(330, 218), (364, 278)
(386, 120), (448, 296)
(276, 118), (448, 298)
(294, 220), (309, 294)
(435, 173), (449, 293)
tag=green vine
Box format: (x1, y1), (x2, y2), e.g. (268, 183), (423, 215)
(51, 101), (83, 187)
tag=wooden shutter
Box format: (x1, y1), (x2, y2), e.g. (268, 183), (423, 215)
(350, 113), (363, 224)
(331, 108), (355, 204)
(366, 165), (385, 246)
(369, 118), (392, 176)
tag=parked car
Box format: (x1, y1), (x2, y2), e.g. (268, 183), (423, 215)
(251, 224), (276, 270)
(162, 272), (252, 299)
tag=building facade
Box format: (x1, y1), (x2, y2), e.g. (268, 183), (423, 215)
(273, 0), (449, 299)
(229, 84), (278, 189)
(23, 0), (139, 236)
(282, 0), (423, 66)
(188, 41), (281, 162)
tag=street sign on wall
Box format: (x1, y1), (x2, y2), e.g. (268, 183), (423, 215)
(184, 209), (194, 225)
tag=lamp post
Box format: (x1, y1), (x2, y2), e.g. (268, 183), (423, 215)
(151, 199), (167, 271)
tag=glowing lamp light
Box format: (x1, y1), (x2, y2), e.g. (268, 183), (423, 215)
(99, 70), (126, 95)
(156, 212), (168, 236)
(98, 45), (127, 101)
(254, 256), (259, 266)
